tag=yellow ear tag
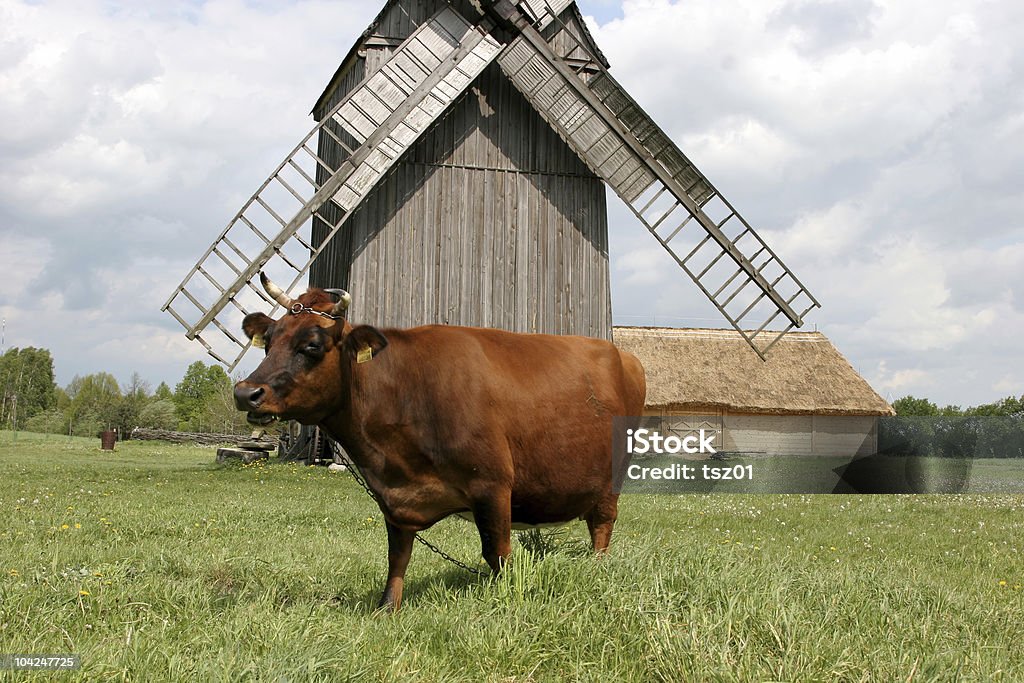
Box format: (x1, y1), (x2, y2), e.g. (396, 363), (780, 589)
(252, 334), (266, 349)
(356, 345), (373, 363)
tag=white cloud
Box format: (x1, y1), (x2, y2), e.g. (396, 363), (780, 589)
(597, 0), (1024, 406)
(0, 0), (379, 385)
(679, 117), (800, 182)
(0, 0), (1021, 410)
(614, 247), (670, 286)
(992, 377), (1021, 395)
(0, 235), (49, 300)
(870, 360), (931, 395)
(767, 201), (869, 262)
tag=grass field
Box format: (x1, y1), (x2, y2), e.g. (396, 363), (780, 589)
(1, 431), (1022, 682)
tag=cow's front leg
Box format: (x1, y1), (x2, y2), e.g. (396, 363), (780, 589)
(471, 487), (513, 573)
(378, 521), (416, 611)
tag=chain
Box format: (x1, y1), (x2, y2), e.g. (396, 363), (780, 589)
(327, 439), (487, 577)
(412, 534), (486, 576)
(289, 302), (342, 320)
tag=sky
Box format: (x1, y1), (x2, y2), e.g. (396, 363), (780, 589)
(0, 0), (1021, 407)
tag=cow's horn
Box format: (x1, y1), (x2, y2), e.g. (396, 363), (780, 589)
(260, 272), (294, 309)
(324, 288), (352, 317)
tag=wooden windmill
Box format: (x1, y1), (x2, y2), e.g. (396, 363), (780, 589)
(163, 0), (820, 370)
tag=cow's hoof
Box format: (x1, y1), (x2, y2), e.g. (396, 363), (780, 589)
(374, 599), (399, 614)
(375, 589), (401, 613)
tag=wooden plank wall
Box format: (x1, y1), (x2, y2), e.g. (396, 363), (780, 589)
(310, 0), (611, 339)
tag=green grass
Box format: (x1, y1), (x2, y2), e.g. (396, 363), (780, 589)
(1, 431), (1022, 682)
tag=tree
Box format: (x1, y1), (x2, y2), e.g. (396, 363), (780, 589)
(174, 361), (233, 431)
(138, 399), (178, 430)
(892, 396), (939, 417)
(153, 382), (174, 402)
(966, 395), (1024, 417)
(885, 394), (1024, 459)
(201, 377), (249, 435)
(70, 411), (102, 439)
(0, 347), (57, 429)
(66, 373), (121, 435)
(54, 386), (71, 412)
(965, 395), (1024, 458)
(116, 371), (151, 437)
(24, 408), (66, 435)
(1003, 396), (1024, 417)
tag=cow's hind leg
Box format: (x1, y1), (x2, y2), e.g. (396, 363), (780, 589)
(471, 487), (513, 573)
(378, 521), (416, 611)
(585, 493), (619, 553)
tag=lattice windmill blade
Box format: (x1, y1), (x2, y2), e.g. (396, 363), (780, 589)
(163, 0), (584, 369)
(163, 5), (518, 369)
(166, 0), (816, 368)
(493, 3), (820, 359)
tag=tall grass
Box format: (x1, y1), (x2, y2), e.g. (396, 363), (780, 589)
(1, 434), (1022, 681)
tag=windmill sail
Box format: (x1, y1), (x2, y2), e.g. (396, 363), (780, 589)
(165, 0), (818, 368)
(163, 5), (513, 368)
(495, 6), (820, 358)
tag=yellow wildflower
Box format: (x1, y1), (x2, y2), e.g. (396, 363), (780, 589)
(79, 590), (90, 596)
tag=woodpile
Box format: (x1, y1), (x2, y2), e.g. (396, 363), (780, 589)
(130, 427), (279, 448)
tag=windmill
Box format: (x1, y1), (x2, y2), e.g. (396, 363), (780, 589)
(163, 0), (820, 371)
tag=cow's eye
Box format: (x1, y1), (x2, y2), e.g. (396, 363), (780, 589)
(301, 342), (323, 356)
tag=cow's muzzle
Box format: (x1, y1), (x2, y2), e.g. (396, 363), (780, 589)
(234, 384), (278, 425)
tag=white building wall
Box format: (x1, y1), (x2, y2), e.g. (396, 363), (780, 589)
(655, 413), (879, 457)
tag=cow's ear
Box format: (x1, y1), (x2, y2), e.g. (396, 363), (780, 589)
(242, 313), (273, 340)
(343, 325), (388, 363)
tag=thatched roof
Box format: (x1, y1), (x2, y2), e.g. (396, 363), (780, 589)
(612, 327), (894, 416)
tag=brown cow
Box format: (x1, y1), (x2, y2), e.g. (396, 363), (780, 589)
(234, 273), (646, 610)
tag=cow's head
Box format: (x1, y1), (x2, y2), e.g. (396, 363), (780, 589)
(233, 273), (387, 426)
